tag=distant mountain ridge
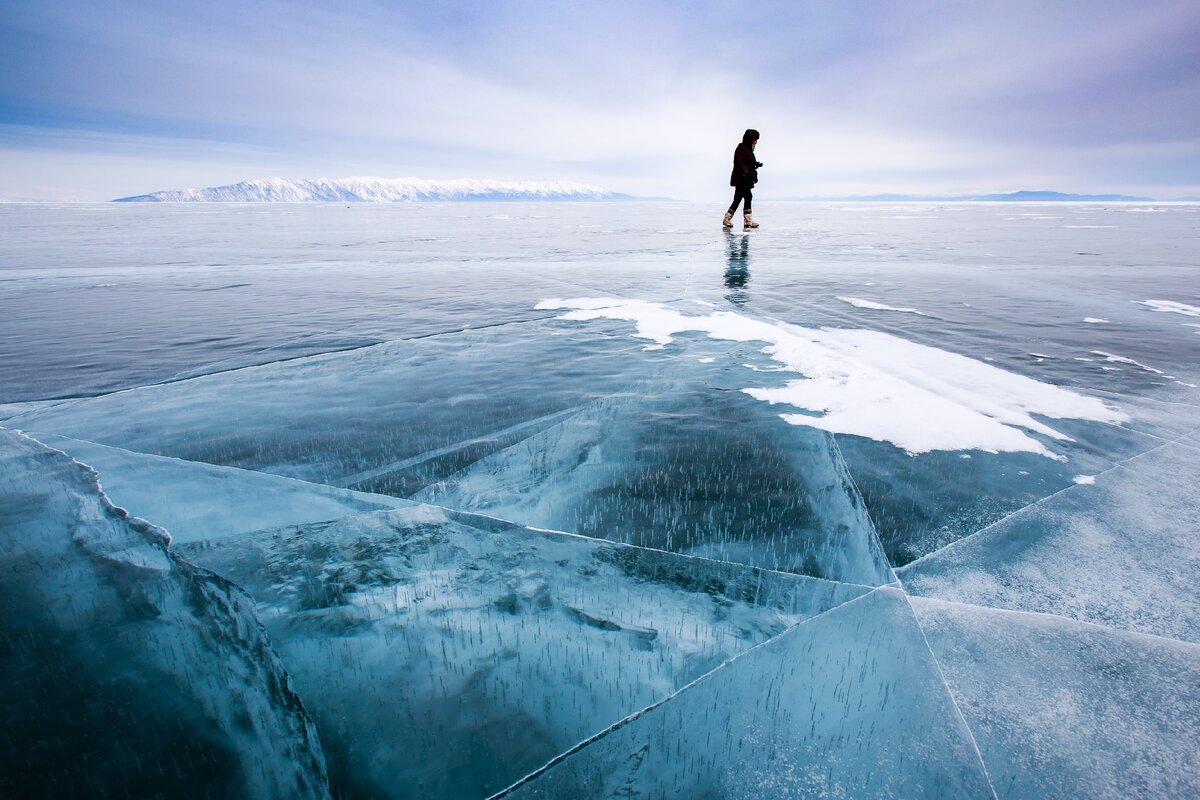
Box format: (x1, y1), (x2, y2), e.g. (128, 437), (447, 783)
(114, 176), (641, 202)
(791, 189), (1156, 202)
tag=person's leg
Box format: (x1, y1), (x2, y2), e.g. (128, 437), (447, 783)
(742, 187), (759, 228)
(728, 186), (745, 213)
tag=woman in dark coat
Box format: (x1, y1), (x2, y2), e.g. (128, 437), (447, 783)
(724, 129), (762, 229)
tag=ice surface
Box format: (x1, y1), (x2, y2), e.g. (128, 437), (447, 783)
(174, 504), (868, 799)
(837, 295), (929, 315)
(34, 433), (411, 544)
(11, 324), (650, 488)
(417, 391), (894, 584)
(911, 597), (1200, 799)
(13, 318), (894, 580)
(538, 297), (1127, 457)
(496, 587), (995, 799)
(900, 436), (1200, 642)
(0, 429), (330, 799)
(4, 202), (1199, 797)
(1139, 299), (1200, 317)
(837, 409), (1172, 565)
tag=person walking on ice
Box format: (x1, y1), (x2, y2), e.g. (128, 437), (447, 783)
(724, 128), (762, 229)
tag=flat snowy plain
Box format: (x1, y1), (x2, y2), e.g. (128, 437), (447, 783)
(1, 201), (1198, 798)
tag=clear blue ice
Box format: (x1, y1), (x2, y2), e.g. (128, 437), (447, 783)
(1, 202), (1198, 798)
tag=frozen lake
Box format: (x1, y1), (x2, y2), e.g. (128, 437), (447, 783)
(2, 202), (1198, 798)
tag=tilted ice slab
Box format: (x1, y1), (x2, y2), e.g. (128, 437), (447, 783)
(0, 429), (330, 799)
(837, 415), (1164, 566)
(495, 587), (994, 799)
(10, 323), (650, 490)
(537, 298), (1127, 457)
(899, 434), (1200, 643)
(418, 392), (894, 584)
(35, 434), (411, 544)
(178, 505), (869, 800)
(911, 597), (1200, 799)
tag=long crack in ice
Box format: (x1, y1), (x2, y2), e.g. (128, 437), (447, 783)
(536, 297), (1128, 458)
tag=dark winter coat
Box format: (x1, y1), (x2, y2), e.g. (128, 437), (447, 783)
(730, 129), (762, 187)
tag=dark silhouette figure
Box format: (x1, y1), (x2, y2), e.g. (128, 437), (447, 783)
(724, 232), (751, 305)
(724, 129), (762, 230)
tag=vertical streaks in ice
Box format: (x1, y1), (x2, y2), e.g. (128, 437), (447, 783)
(0, 429), (330, 800)
(496, 587), (995, 799)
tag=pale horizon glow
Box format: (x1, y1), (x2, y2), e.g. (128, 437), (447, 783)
(2, 1), (1199, 201)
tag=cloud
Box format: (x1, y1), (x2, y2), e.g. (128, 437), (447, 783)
(1, 0), (1198, 199)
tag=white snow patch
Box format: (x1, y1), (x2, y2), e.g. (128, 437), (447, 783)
(1092, 351), (1170, 377)
(1083, 317), (1110, 324)
(537, 298), (1128, 458)
(1139, 300), (1200, 318)
(837, 296), (928, 316)
(1073, 475), (1096, 485)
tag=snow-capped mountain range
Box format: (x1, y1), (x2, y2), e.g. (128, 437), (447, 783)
(114, 176), (638, 202)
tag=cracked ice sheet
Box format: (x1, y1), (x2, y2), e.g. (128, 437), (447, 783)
(910, 598), (1200, 800)
(417, 386), (894, 585)
(899, 438), (1200, 643)
(537, 298), (1127, 458)
(8, 322), (654, 489)
(12, 315), (894, 582)
(176, 505), (869, 800)
(495, 587), (994, 800)
(838, 415), (1164, 566)
(29, 434), (412, 544)
(0, 428), (330, 799)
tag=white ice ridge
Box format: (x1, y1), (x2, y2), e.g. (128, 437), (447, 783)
(536, 298), (1128, 457)
(1091, 351), (1170, 377)
(1138, 299), (1200, 317)
(837, 296), (928, 315)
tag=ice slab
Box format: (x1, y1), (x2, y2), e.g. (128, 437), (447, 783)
(496, 587), (995, 799)
(12, 322), (652, 489)
(177, 505), (869, 800)
(840, 414), (1165, 565)
(911, 597), (1200, 799)
(0, 428), (330, 799)
(34, 434), (411, 544)
(16, 319), (894, 581)
(899, 437), (1200, 643)
(418, 391), (894, 584)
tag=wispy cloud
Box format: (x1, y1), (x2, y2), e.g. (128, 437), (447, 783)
(2, 0), (1198, 200)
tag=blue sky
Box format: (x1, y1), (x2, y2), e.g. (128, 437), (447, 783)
(2, 0), (1198, 200)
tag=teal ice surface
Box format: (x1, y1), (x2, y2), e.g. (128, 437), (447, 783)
(899, 434), (1200, 643)
(497, 587), (995, 800)
(415, 387), (894, 585)
(32, 433), (413, 544)
(176, 504), (870, 800)
(839, 413), (1172, 567)
(4, 202), (1200, 799)
(0, 429), (331, 799)
(910, 597), (1200, 800)
(11, 317), (895, 582)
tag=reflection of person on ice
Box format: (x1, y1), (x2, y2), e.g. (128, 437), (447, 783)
(723, 129), (762, 230)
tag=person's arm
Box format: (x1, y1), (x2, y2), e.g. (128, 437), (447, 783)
(734, 144), (757, 178)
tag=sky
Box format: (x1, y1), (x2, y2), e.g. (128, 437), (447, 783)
(1, 0), (1198, 201)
